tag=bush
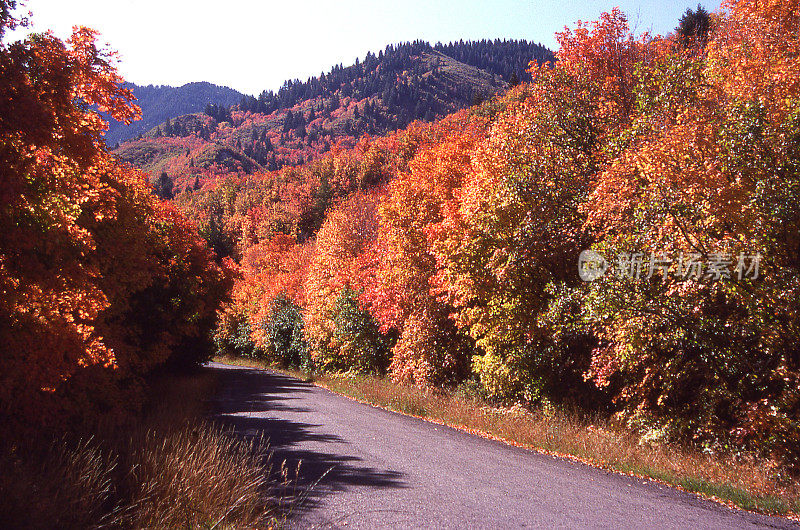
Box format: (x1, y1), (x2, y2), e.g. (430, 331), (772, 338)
(326, 287), (394, 374)
(260, 296), (312, 370)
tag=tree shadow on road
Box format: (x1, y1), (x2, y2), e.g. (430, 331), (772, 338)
(204, 363), (406, 518)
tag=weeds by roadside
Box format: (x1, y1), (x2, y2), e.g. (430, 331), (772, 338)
(0, 370), (289, 529)
(215, 354), (800, 519)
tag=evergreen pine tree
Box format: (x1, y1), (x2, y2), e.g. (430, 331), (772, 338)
(155, 172), (173, 199)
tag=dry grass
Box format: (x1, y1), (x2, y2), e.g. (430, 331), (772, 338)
(111, 423), (277, 529)
(0, 435), (117, 529)
(216, 355), (800, 518)
(0, 371), (288, 529)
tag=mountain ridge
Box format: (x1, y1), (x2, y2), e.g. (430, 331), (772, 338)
(105, 81), (244, 146)
(112, 39), (555, 192)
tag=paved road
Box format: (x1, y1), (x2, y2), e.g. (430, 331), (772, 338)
(207, 362), (798, 529)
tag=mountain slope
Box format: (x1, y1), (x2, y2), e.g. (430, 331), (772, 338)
(105, 81), (244, 146)
(433, 38), (553, 83)
(238, 39), (552, 115)
(113, 40), (554, 191)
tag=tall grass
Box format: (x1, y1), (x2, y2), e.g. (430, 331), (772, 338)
(0, 372), (288, 529)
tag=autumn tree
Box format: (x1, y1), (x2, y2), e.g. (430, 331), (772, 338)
(707, 0), (800, 119)
(214, 231), (313, 367)
(580, 0), (800, 467)
(363, 112), (486, 385)
(0, 11), (231, 426)
(427, 11), (666, 404)
(304, 191), (391, 373)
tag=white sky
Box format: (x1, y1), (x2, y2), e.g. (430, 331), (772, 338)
(9, 0), (722, 96)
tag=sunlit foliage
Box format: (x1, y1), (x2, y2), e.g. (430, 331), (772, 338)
(191, 3), (800, 469)
(0, 10), (231, 425)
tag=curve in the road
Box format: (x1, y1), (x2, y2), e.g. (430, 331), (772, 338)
(207, 362), (798, 529)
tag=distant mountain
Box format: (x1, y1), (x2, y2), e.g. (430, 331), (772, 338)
(113, 39), (554, 191)
(236, 39), (552, 117)
(105, 82), (244, 145)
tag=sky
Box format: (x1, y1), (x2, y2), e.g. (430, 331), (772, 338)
(9, 0), (722, 96)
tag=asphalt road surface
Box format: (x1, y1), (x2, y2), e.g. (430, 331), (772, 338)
(207, 362), (798, 529)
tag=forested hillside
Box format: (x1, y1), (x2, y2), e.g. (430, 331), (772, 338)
(105, 81), (243, 145)
(243, 39), (552, 114)
(433, 38), (551, 84)
(175, 2), (800, 474)
(113, 39), (553, 193)
(13, 0), (800, 523)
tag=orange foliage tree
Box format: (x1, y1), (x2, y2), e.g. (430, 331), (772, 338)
(304, 191), (390, 373)
(215, 233), (313, 363)
(707, 0), (800, 119)
(426, 11), (666, 402)
(579, 1), (800, 466)
(204, 121), (432, 370)
(362, 112), (487, 385)
(0, 12), (232, 426)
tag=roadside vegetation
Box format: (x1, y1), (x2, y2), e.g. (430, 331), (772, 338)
(0, 370), (290, 528)
(0, 4), (286, 528)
